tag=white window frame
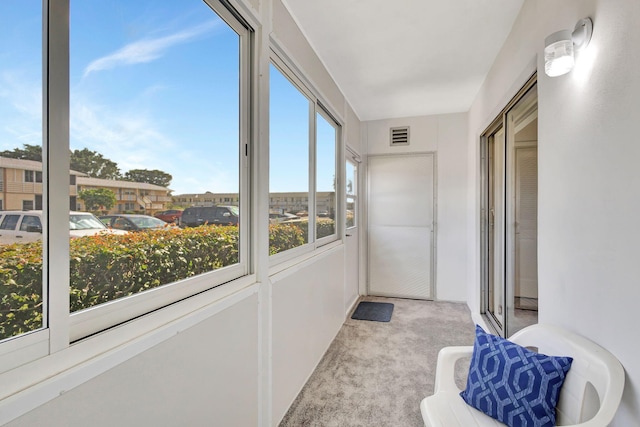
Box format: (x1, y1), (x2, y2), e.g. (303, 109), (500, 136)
(0, 0), (254, 371)
(268, 51), (343, 266)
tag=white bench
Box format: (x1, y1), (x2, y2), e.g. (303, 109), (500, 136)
(420, 324), (625, 426)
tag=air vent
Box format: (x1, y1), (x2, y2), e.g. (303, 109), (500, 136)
(390, 126), (410, 146)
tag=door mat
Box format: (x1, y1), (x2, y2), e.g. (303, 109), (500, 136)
(351, 301), (394, 322)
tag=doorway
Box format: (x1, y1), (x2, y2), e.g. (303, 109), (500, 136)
(481, 77), (538, 337)
(367, 153), (435, 299)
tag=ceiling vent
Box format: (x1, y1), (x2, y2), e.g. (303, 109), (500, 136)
(390, 126), (410, 146)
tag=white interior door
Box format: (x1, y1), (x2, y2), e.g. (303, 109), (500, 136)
(367, 154), (435, 299)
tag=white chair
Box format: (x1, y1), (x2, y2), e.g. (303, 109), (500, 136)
(420, 324), (625, 427)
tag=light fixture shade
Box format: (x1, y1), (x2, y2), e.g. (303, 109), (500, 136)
(544, 18), (593, 77)
(544, 29), (574, 77)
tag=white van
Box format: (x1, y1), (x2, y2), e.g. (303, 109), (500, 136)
(0, 211), (127, 245)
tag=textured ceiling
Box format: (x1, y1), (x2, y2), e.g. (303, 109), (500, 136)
(282, 0), (524, 121)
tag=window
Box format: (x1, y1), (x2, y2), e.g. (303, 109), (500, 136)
(19, 215), (41, 232)
(269, 59), (341, 257)
(269, 62), (311, 254)
(0, 215), (20, 231)
(0, 0), (251, 368)
(68, 0), (251, 336)
(346, 157), (357, 228)
(316, 110), (338, 239)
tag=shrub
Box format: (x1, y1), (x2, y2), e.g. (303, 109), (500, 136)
(269, 223), (305, 255)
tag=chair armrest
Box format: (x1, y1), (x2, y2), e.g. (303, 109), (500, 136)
(433, 346), (473, 394)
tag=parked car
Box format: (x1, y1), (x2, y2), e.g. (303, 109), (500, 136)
(0, 210), (127, 245)
(269, 212), (300, 223)
(99, 214), (170, 232)
(154, 209), (183, 223)
(179, 206), (239, 227)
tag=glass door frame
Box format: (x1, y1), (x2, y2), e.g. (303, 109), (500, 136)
(480, 73), (537, 337)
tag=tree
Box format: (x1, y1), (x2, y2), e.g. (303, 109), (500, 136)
(70, 148), (121, 179)
(0, 144), (42, 161)
(78, 188), (117, 212)
(124, 169), (172, 188)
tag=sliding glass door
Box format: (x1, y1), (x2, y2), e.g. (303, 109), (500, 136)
(481, 77), (538, 337)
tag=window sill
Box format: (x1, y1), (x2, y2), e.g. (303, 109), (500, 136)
(268, 239), (342, 277)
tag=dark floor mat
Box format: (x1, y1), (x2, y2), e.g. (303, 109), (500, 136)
(351, 301), (394, 322)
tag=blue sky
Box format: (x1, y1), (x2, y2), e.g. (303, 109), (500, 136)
(0, 1), (336, 195)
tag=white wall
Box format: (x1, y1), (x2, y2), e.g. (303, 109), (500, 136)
(271, 247), (346, 424)
(467, 0), (640, 423)
(365, 113), (468, 302)
(7, 294), (260, 427)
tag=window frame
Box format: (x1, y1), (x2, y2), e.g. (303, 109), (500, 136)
(0, 0), (255, 369)
(268, 51), (343, 266)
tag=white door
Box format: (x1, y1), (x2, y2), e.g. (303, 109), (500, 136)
(344, 153), (360, 314)
(367, 153), (435, 299)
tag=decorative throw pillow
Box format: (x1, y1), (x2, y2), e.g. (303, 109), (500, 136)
(460, 325), (573, 427)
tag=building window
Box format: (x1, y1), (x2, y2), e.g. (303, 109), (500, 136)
(269, 59), (340, 257)
(0, 0), (252, 370)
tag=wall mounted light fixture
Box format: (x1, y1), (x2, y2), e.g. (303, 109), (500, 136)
(544, 18), (593, 77)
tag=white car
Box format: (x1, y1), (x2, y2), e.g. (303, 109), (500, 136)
(0, 210), (127, 244)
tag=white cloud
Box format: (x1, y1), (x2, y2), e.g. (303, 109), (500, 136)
(0, 70), (42, 148)
(83, 21), (218, 77)
(70, 95), (176, 174)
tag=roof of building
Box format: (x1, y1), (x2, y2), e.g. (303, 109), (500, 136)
(0, 156), (86, 175)
(77, 176), (170, 191)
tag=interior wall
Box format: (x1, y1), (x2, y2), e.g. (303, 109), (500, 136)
(365, 113), (468, 302)
(6, 295), (260, 427)
(467, 0), (640, 424)
(272, 0), (345, 118)
(271, 247), (346, 424)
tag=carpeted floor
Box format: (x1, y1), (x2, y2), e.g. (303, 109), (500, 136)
(279, 296), (476, 427)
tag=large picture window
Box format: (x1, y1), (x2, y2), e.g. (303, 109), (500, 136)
(0, 0), (251, 366)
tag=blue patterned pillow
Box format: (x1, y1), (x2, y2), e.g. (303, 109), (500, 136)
(460, 325), (573, 427)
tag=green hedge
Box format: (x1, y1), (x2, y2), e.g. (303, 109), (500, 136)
(287, 218), (335, 243)
(1, 220), (336, 340)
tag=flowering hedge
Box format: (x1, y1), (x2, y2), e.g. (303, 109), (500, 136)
(1, 224), (309, 341)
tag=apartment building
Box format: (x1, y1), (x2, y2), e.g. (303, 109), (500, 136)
(0, 157), (171, 214)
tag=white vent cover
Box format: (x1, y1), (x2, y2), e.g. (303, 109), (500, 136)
(390, 126), (410, 146)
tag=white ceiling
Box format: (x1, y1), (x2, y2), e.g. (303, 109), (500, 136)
(282, 0), (524, 121)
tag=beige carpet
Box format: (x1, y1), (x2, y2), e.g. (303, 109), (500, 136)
(279, 296), (476, 427)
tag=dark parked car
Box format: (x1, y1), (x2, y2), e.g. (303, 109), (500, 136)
(154, 209), (183, 223)
(179, 206), (239, 227)
(99, 214), (170, 232)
